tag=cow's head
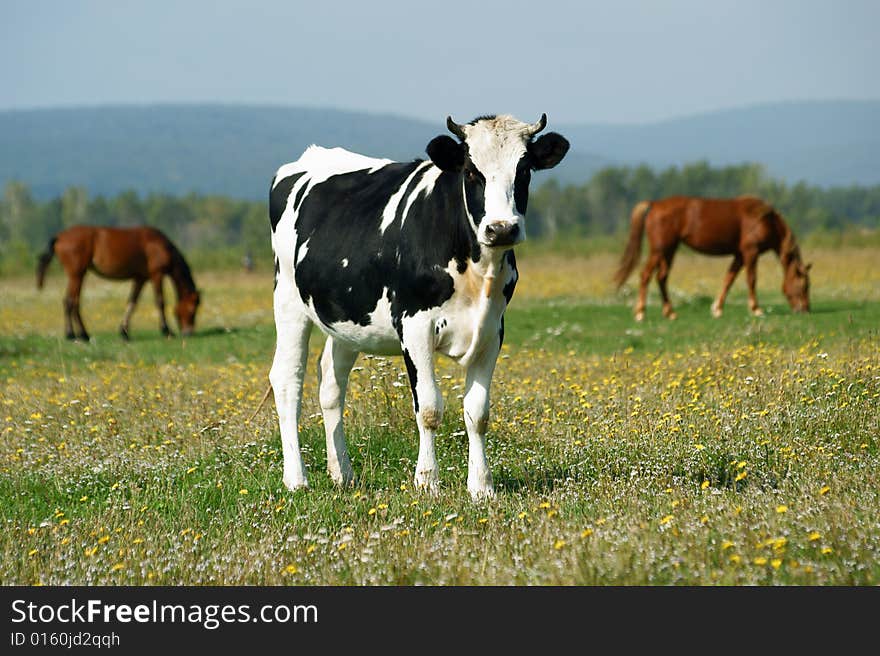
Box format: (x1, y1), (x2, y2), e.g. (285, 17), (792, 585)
(426, 114), (569, 248)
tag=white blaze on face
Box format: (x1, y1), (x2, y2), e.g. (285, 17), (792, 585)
(462, 115), (531, 244)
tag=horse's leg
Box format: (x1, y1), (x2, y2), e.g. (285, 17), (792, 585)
(635, 252), (660, 321)
(744, 251), (763, 316)
(657, 248), (678, 319)
(317, 337), (358, 487)
(711, 254), (743, 318)
(64, 274), (89, 341)
(269, 296), (314, 491)
(150, 274), (173, 336)
(62, 277), (77, 340)
(119, 278), (146, 340)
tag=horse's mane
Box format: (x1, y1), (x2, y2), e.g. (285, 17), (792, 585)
(169, 243), (197, 294)
(771, 210), (802, 266)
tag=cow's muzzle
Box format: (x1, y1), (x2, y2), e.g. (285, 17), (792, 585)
(482, 220), (522, 247)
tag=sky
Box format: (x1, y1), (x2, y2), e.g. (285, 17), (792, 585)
(1, 0), (878, 125)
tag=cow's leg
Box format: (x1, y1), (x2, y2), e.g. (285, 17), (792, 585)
(318, 337), (358, 487)
(401, 328), (442, 494)
(744, 250), (763, 316)
(657, 247), (678, 319)
(634, 252), (660, 321)
(150, 273), (173, 336)
(711, 254), (743, 318)
(65, 274), (89, 341)
(463, 336), (501, 500)
(269, 298), (314, 491)
(119, 278), (146, 340)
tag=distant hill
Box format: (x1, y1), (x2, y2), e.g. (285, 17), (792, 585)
(560, 100), (880, 188)
(0, 101), (878, 200)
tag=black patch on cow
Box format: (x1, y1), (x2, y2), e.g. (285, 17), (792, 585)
(393, 163), (431, 226)
(403, 348), (419, 413)
(390, 170), (481, 317)
(462, 159), (486, 226)
(291, 159), (484, 335)
(270, 172), (306, 232)
(499, 315), (505, 348)
(273, 256), (280, 290)
(293, 180), (310, 212)
(513, 154), (531, 214)
(502, 250), (518, 305)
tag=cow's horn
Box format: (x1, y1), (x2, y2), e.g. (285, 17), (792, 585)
(447, 116), (467, 141)
(526, 113), (547, 137)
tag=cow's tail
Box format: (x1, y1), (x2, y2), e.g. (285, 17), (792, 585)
(614, 201), (651, 289)
(36, 236), (57, 290)
(247, 383), (273, 423)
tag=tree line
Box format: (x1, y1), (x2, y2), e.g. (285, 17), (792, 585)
(2, 160), (879, 273)
(528, 161), (880, 239)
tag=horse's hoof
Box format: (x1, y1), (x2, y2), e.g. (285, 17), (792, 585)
(711, 305), (723, 318)
(634, 311), (645, 322)
(77, 333), (90, 342)
(65, 332), (76, 341)
(666, 312), (678, 320)
(751, 308), (764, 317)
(119, 328), (130, 341)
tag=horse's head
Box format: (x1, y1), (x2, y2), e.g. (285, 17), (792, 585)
(175, 289), (201, 336)
(783, 259), (811, 313)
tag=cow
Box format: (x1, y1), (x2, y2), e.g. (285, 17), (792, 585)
(268, 113), (569, 499)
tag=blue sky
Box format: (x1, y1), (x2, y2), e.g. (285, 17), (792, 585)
(2, 0), (877, 124)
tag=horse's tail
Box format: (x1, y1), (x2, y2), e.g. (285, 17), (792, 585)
(36, 236), (57, 289)
(614, 200), (651, 288)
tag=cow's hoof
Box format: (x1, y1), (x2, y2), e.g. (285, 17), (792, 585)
(282, 473), (309, 492)
(65, 331), (76, 341)
(77, 333), (90, 342)
(414, 471), (440, 495)
(468, 484), (496, 502)
(328, 466), (355, 488)
(120, 327), (130, 341)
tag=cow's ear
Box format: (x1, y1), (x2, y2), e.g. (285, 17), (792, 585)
(426, 135), (465, 172)
(528, 132), (570, 170)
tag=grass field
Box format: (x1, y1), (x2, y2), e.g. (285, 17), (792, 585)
(1, 247), (878, 585)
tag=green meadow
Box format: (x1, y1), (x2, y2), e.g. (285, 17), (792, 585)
(1, 246), (878, 584)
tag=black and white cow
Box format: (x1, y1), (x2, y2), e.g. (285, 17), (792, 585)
(268, 114), (569, 499)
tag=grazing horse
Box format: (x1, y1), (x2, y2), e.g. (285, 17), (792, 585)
(614, 195), (811, 321)
(36, 225), (201, 340)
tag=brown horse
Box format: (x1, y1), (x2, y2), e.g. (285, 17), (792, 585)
(614, 195), (811, 321)
(36, 225), (201, 340)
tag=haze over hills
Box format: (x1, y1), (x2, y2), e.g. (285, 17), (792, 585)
(0, 100), (877, 200)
